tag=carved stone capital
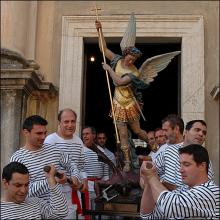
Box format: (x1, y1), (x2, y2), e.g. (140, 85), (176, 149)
(1, 48), (30, 69)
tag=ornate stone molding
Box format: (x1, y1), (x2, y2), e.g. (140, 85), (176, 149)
(1, 48), (30, 69)
(60, 15), (205, 131)
(1, 48), (58, 169)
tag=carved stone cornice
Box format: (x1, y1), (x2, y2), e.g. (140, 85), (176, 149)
(1, 48), (30, 69)
(0, 69), (58, 97)
(1, 48), (58, 97)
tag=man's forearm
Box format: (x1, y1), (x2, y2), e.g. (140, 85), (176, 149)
(140, 182), (155, 214)
(148, 175), (169, 202)
(47, 176), (57, 188)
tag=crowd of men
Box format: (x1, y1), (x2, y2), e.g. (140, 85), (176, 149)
(1, 109), (219, 219)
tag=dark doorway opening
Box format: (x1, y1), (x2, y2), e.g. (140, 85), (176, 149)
(83, 42), (181, 152)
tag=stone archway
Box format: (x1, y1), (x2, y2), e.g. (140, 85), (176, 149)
(59, 15), (204, 133)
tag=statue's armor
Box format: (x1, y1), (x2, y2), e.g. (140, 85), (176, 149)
(111, 59), (141, 123)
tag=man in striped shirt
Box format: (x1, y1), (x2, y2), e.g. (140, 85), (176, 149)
(44, 109), (87, 218)
(153, 114), (184, 182)
(155, 120), (214, 191)
(96, 131), (116, 176)
(10, 115), (81, 219)
(140, 144), (219, 219)
(1, 162), (68, 219)
(82, 126), (109, 209)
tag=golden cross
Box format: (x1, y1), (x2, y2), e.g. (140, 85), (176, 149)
(91, 4), (101, 20)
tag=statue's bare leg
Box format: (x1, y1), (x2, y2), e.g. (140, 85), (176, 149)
(117, 123), (131, 172)
(129, 120), (148, 143)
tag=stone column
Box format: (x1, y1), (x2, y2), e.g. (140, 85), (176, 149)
(1, 48), (57, 170)
(0, 89), (28, 168)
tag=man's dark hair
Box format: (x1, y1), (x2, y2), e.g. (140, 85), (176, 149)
(162, 114), (184, 134)
(83, 126), (96, 135)
(179, 144), (209, 174)
(185, 120), (207, 131)
(2, 162), (29, 182)
(58, 108), (77, 122)
(154, 127), (163, 132)
(22, 115), (48, 132)
(96, 130), (107, 136)
(96, 131), (107, 141)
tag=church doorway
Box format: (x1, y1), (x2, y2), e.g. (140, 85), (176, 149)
(83, 42), (181, 151)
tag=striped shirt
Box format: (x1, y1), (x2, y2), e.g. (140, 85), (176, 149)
(98, 145), (116, 176)
(10, 144), (80, 200)
(154, 142), (182, 180)
(154, 143), (169, 159)
(148, 151), (158, 162)
(1, 184), (68, 219)
(84, 146), (109, 181)
(155, 143), (214, 188)
(44, 133), (87, 179)
(140, 180), (220, 219)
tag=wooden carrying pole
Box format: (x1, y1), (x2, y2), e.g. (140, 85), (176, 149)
(93, 7), (120, 144)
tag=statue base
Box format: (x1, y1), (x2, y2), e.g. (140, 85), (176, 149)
(82, 170), (142, 218)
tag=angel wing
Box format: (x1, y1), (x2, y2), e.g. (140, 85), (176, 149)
(120, 13), (136, 52)
(138, 51), (181, 84)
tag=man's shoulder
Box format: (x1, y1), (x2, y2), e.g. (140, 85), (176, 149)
(165, 142), (183, 154)
(44, 132), (59, 143)
(72, 134), (83, 143)
(154, 142), (183, 164)
(84, 147), (97, 157)
(45, 133), (83, 145)
(10, 147), (25, 158)
(105, 147), (114, 154)
(186, 180), (220, 197)
(197, 180), (220, 190)
(158, 143), (168, 151)
(83, 146), (91, 152)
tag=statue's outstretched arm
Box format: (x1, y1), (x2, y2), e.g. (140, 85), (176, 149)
(95, 20), (115, 61)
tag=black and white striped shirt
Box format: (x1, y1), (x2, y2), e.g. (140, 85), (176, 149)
(84, 146), (109, 180)
(153, 143), (169, 160)
(10, 144), (80, 200)
(1, 184), (68, 219)
(140, 180), (220, 219)
(44, 133), (87, 179)
(155, 143), (214, 188)
(154, 142), (183, 180)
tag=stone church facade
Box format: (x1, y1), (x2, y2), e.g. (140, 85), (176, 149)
(1, 1), (219, 183)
